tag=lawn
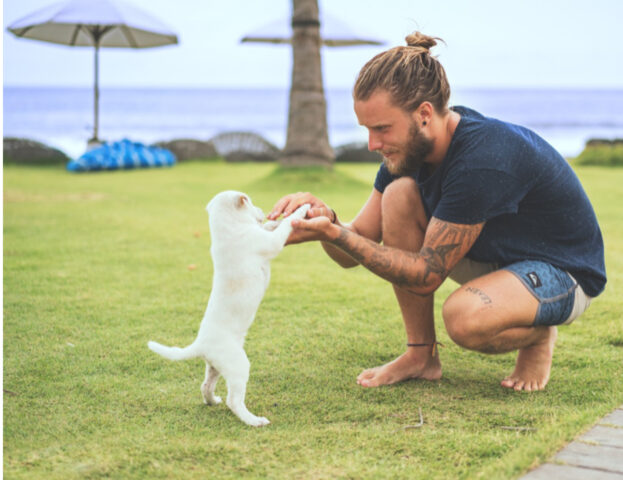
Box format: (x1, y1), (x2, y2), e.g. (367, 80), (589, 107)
(3, 161), (622, 479)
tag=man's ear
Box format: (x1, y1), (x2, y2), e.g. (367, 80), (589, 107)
(413, 101), (433, 126)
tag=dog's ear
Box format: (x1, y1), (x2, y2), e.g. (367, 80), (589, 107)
(237, 194), (248, 209)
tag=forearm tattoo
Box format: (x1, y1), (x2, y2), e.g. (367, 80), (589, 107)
(331, 218), (483, 292)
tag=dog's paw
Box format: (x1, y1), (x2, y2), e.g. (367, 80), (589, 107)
(203, 395), (222, 406)
(291, 203), (311, 220)
(262, 219), (281, 231)
(201, 384), (223, 405)
(248, 416), (270, 427)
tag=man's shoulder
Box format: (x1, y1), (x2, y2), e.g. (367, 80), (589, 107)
(448, 106), (558, 176)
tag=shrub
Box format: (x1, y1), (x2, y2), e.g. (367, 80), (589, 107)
(573, 139), (623, 167)
(334, 142), (382, 163)
(3, 137), (69, 166)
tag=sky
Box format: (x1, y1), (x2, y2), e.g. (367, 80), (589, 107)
(3, 0), (623, 90)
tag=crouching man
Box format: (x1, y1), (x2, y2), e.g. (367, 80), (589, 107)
(269, 32), (606, 391)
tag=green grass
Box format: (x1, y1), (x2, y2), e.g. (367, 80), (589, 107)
(4, 161), (622, 479)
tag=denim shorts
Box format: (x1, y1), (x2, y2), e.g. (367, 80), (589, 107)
(503, 260), (590, 326)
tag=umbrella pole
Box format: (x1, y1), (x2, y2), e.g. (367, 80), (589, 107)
(93, 43), (100, 142)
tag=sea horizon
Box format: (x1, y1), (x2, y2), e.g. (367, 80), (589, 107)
(4, 85), (623, 160)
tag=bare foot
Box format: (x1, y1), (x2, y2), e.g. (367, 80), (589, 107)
(501, 326), (557, 391)
(357, 348), (442, 387)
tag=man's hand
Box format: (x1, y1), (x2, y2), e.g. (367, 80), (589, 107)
(269, 192), (337, 244)
(268, 192), (333, 221)
(289, 215), (341, 244)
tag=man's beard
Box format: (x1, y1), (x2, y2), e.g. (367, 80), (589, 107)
(384, 122), (434, 176)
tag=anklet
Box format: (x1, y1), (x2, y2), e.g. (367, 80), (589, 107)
(406, 341), (444, 357)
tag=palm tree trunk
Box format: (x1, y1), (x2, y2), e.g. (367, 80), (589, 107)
(280, 0), (334, 168)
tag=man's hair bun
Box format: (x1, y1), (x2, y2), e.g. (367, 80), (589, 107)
(405, 32), (440, 52)
(354, 31), (451, 114)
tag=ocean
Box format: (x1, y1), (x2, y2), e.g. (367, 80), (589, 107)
(3, 86), (623, 160)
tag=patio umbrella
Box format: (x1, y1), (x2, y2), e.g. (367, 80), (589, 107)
(7, 0), (178, 143)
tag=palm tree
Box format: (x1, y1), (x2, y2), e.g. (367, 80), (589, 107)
(280, 0), (334, 168)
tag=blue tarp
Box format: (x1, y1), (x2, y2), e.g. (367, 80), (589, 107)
(67, 139), (176, 172)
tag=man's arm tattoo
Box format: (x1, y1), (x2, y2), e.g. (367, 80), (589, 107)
(426, 219), (481, 254)
(330, 218), (483, 293)
(332, 230), (460, 291)
(420, 243), (461, 277)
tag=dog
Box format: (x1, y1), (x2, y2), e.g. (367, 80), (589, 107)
(148, 191), (309, 426)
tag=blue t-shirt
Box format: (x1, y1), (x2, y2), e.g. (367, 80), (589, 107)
(374, 106), (606, 297)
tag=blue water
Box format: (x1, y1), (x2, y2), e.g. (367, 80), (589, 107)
(4, 86), (623, 159)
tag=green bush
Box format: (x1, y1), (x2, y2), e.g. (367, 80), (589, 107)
(3, 137), (69, 166)
(573, 141), (623, 167)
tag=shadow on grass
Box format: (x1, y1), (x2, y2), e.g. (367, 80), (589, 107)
(249, 165), (370, 194)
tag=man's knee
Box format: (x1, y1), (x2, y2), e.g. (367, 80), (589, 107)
(381, 177), (421, 212)
(381, 177), (428, 244)
(442, 289), (488, 350)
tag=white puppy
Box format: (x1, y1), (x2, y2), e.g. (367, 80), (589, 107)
(148, 191), (309, 427)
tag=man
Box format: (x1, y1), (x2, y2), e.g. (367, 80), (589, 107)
(268, 32), (606, 392)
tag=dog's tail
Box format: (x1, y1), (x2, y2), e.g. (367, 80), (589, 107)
(147, 340), (200, 361)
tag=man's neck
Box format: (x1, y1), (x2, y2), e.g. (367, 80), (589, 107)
(426, 110), (461, 168)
